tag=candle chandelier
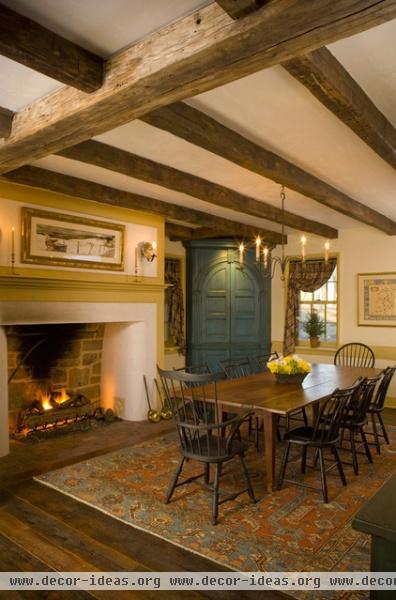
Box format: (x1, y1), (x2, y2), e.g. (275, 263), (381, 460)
(238, 185), (330, 281)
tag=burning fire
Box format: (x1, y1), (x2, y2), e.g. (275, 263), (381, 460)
(55, 388), (70, 405)
(37, 390), (53, 411)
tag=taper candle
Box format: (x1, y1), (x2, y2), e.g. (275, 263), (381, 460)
(324, 241), (330, 262)
(255, 236), (261, 262)
(263, 246), (269, 269)
(301, 235), (307, 262)
(239, 242), (244, 266)
(11, 227), (15, 256)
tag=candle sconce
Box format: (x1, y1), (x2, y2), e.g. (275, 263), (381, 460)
(10, 226), (19, 276)
(140, 241), (157, 262)
(134, 241), (157, 280)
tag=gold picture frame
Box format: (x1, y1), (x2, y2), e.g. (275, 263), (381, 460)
(21, 207), (125, 270)
(357, 272), (396, 327)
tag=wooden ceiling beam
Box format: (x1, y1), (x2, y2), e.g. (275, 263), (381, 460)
(0, 3), (104, 92)
(4, 166), (285, 245)
(0, 0), (395, 173)
(283, 47), (396, 170)
(142, 102), (396, 235)
(0, 106), (14, 139)
(165, 223), (255, 242)
(216, 0), (266, 19)
(58, 140), (338, 238)
(165, 223), (195, 241)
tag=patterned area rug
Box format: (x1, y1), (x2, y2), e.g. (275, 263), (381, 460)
(36, 428), (396, 599)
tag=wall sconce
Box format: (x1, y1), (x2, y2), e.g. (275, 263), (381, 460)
(140, 241), (157, 262)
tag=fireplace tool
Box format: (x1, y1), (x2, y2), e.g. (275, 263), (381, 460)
(154, 377), (172, 420)
(143, 375), (161, 423)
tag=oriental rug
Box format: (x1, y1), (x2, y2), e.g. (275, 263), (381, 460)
(36, 429), (396, 599)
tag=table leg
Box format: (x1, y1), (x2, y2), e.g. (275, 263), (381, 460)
(263, 411), (276, 493)
(312, 402), (319, 425)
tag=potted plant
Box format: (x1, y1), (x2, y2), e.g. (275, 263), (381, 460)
(302, 309), (326, 348)
(267, 354), (311, 384)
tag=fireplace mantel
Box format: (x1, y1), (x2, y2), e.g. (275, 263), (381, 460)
(0, 271), (166, 295)
(0, 288), (164, 457)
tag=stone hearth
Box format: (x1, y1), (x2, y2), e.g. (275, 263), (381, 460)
(0, 301), (158, 457)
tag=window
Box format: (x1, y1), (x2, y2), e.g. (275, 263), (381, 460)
(298, 263), (337, 345)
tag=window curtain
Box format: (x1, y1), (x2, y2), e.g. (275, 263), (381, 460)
(283, 259), (336, 356)
(165, 260), (185, 355)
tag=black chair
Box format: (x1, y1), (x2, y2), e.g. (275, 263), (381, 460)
(249, 351), (279, 373)
(278, 380), (362, 503)
(339, 375), (381, 475)
(334, 343), (375, 368)
(251, 352), (308, 440)
(157, 367), (256, 525)
(220, 357), (253, 379)
(367, 366), (396, 454)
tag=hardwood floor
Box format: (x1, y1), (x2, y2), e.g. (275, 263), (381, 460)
(1, 410), (395, 600)
(0, 419), (288, 600)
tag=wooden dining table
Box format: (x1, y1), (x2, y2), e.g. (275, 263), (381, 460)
(215, 363), (381, 492)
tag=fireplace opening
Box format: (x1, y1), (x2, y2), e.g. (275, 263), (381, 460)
(7, 323), (107, 438)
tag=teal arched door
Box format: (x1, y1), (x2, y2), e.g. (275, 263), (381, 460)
(186, 241), (271, 372)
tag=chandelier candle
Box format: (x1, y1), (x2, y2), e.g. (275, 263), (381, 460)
(239, 242), (244, 266)
(301, 235), (307, 262)
(255, 236), (261, 261)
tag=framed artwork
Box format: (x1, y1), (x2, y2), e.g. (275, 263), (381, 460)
(357, 272), (396, 327)
(21, 207), (125, 270)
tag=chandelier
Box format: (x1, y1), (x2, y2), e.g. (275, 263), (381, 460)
(238, 185), (330, 280)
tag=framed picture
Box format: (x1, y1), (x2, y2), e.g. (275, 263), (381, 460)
(21, 207), (125, 270)
(357, 272), (396, 327)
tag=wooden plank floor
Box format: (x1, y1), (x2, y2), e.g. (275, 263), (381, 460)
(1, 410), (395, 600)
(0, 419), (289, 600)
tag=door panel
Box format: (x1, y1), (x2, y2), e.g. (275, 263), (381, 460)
(187, 242), (270, 371)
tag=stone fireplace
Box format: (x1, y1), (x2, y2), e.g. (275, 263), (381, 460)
(0, 300), (158, 457)
(7, 323), (104, 432)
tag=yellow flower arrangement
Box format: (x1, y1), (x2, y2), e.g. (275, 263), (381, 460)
(267, 354), (312, 375)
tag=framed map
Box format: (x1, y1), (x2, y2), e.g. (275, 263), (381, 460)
(358, 272), (396, 327)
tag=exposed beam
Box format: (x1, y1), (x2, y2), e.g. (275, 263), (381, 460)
(4, 166), (284, 245)
(165, 223), (195, 241)
(283, 47), (396, 170)
(0, 106), (14, 139)
(216, 0), (266, 19)
(142, 102), (396, 235)
(1, 0), (395, 173)
(0, 3), (103, 92)
(58, 140), (337, 238)
(165, 223), (253, 242)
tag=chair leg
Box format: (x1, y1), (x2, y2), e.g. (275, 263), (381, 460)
(302, 407), (308, 426)
(371, 412), (381, 454)
(285, 414), (290, 432)
(318, 448), (329, 503)
(350, 430), (359, 475)
(239, 453), (256, 503)
(276, 417), (282, 441)
(212, 463), (222, 526)
(360, 427), (373, 464)
(277, 441), (291, 490)
(204, 462), (210, 484)
(313, 448), (319, 468)
(301, 446), (307, 474)
(333, 446), (347, 486)
(377, 412), (390, 445)
(165, 456), (185, 504)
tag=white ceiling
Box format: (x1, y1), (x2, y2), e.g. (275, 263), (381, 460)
(1, 2), (395, 237)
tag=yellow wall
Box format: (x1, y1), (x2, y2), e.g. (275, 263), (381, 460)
(271, 228), (396, 405)
(0, 179), (166, 367)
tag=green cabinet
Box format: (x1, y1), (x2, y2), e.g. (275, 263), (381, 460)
(186, 240), (271, 372)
